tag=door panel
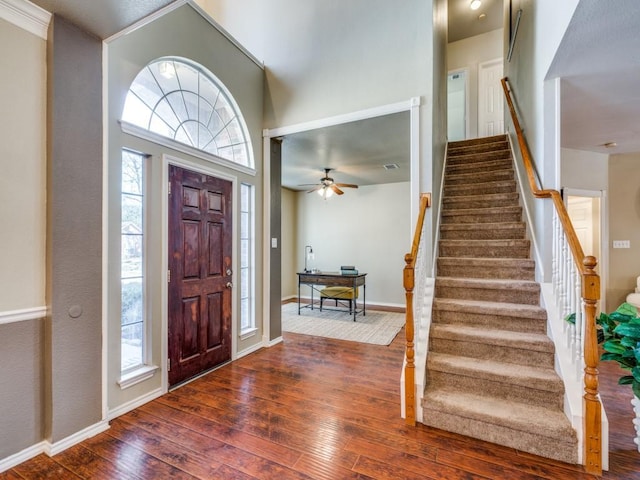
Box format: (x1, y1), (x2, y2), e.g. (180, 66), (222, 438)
(478, 59), (504, 137)
(168, 165), (232, 387)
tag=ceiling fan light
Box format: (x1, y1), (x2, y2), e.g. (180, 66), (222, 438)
(470, 0), (481, 10)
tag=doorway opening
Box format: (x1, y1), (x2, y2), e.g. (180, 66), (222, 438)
(565, 189), (606, 308)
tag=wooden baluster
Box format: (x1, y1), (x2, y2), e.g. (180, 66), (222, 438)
(404, 254), (416, 426)
(582, 255), (602, 475)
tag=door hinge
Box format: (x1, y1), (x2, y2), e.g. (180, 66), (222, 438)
(167, 358), (171, 371)
(167, 270), (171, 282)
(168, 181), (171, 195)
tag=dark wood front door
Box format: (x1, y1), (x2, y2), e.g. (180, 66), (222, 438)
(168, 165), (232, 387)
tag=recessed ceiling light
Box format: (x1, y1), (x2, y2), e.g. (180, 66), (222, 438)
(470, 0), (482, 10)
(478, 13), (487, 20)
(602, 142), (617, 148)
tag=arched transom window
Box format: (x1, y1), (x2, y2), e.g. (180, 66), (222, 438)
(122, 57), (252, 167)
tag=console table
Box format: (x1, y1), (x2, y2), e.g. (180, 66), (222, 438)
(297, 271), (367, 321)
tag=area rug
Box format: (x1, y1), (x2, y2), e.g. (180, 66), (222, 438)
(281, 302), (405, 345)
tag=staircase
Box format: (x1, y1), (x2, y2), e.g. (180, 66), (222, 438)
(423, 135), (578, 464)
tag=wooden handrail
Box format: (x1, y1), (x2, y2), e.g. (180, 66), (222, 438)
(403, 192), (431, 426)
(501, 77), (602, 475)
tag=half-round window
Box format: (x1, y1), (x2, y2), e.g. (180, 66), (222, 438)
(122, 58), (252, 168)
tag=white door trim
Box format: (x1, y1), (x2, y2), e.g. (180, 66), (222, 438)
(262, 98), (421, 349)
(161, 153), (239, 394)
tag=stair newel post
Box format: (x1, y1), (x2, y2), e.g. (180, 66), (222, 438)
(404, 253), (416, 425)
(582, 255), (602, 475)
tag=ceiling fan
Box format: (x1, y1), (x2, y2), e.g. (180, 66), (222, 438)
(302, 168), (358, 198)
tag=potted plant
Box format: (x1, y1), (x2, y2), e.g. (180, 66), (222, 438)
(566, 302), (640, 451)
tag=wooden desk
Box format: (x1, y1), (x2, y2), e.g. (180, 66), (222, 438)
(297, 272), (367, 321)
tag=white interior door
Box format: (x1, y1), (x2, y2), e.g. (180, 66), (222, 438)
(478, 59), (504, 137)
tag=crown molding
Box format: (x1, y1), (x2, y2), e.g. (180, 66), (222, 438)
(0, 0), (51, 39)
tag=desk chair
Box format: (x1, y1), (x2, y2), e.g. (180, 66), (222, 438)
(319, 286), (359, 314)
(319, 265), (359, 316)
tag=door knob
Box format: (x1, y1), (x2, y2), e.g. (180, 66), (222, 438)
(226, 282), (233, 289)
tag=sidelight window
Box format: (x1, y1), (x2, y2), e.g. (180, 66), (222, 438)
(240, 183), (255, 335)
(120, 149), (147, 373)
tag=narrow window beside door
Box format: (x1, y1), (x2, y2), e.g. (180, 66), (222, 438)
(121, 150), (147, 373)
(240, 183), (255, 335)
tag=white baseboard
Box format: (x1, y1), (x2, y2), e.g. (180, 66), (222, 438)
(267, 336), (283, 347)
(0, 441), (47, 473)
(108, 387), (163, 421)
(45, 420), (110, 457)
(292, 296), (404, 310)
(237, 341), (265, 359)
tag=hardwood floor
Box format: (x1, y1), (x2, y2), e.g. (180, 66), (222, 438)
(4, 329), (639, 479)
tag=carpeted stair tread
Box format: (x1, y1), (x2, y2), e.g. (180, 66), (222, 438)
(448, 134), (507, 148)
(447, 158), (513, 174)
(443, 192), (519, 210)
(445, 179), (517, 196)
(445, 168), (514, 185)
(447, 149), (511, 165)
(439, 223), (526, 240)
(438, 239), (530, 259)
(436, 257), (534, 280)
(448, 141), (509, 156)
(430, 324), (554, 353)
(421, 390), (577, 446)
(433, 297), (547, 320)
(427, 352), (563, 392)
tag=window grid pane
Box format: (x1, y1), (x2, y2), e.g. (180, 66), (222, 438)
(121, 150), (146, 373)
(123, 58), (252, 168)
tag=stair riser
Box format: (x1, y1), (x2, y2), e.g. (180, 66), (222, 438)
(445, 170), (514, 185)
(432, 309), (547, 333)
(449, 135), (507, 148)
(445, 182), (516, 196)
(419, 409), (578, 465)
(448, 141), (509, 156)
(441, 212), (523, 224)
(447, 159), (513, 174)
(429, 337), (553, 367)
(435, 285), (540, 305)
(443, 196), (519, 210)
(447, 150), (511, 165)
(439, 244), (530, 258)
(426, 371), (563, 409)
(440, 227), (526, 240)
(436, 263), (535, 281)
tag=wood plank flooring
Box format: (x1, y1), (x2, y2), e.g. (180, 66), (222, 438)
(4, 328), (639, 479)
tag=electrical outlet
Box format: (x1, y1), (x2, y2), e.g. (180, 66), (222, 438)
(613, 240), (631, 249)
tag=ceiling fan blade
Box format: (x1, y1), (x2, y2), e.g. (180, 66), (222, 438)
(334, 183), (358, 189)
(330, 185), (344, 195)
(306, 185), (323, 193)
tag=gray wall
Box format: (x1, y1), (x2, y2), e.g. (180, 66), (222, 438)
(46, 15), (103, 442)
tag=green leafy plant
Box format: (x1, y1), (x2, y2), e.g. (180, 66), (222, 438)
(565, 302), (640, 399)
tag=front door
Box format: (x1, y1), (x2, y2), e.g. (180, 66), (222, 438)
(168, 165), (232, 387)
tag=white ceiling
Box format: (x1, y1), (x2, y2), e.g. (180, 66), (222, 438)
(281, 112), (410, 191)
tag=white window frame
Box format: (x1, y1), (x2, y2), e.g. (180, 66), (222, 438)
(240, 183), (257, 339)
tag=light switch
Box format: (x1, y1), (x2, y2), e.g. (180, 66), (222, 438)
(271, 237), (278, 248)
(613, 240), (630, 248)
